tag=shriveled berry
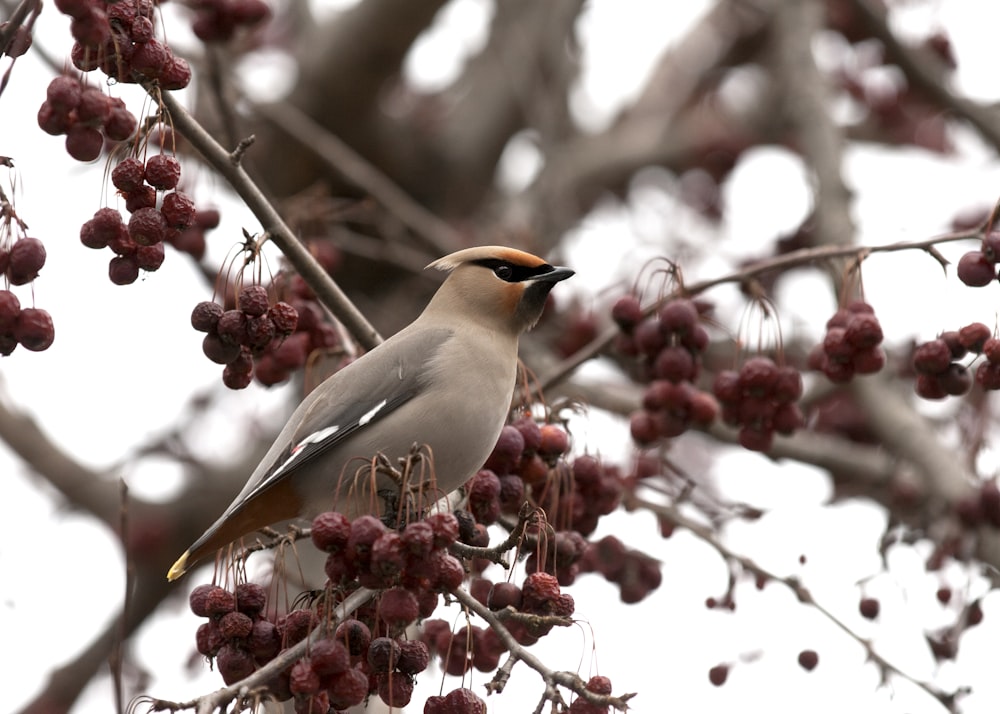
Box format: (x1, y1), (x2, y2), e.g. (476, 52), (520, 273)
(322, 669), (365, 711)
(289, 659), (320, 695)
(128, 206), (167, 246)
(426, 511), (460, 548)
(217, 644), (255, 684)
(189, 584), (222, 617)
(143, 153), (181, 190)
(124, 185), (156, 212)
(234, 582), (266, 615)
(522, 572), (560, 612)
(131, 39), (168, 77)
(334, 618), (371, 657)
(377, 673), (413, 708)
(7, 237), (46, 284)
(367, 636), (400, 673)
(216, 309), (248, 345)
(488, 581), (523, 610)
(268, 301), (298, 335)
(161, 191), (196, 228)
(310, 510), (351, 552)
(219, 611), (254, 640)
(112, 157), (146, 192)
(310, 638), (349, 676)
(191, 301), (224, 333)
(397, 639), (429, 674)
(238, 284), (270, 317)
(852, 346), (886, 374)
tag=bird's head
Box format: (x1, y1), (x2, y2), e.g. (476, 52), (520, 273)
(425, 246), (574, 334)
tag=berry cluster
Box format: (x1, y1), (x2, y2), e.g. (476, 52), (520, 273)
(808, 301), (885, 383)
(911, 325), (987, 398)
(712, 356), (804, 451)
(611, 295), (719, 445)
(251, 271), (341, 387)
(60, 0), (191, 89)
(37, 75), (137, 162)
(190, 0), (271, 43)
(0, 236), (55, 354)
(578, 534), (663, 604)
(0, 289), (54, 354)
(957, 233), (1000, 287)
(191, 284), (299, 389)
(78, 154), (201, 284)
(424, 687), (488, 713)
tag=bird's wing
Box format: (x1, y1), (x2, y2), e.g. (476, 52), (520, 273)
(239, 325), (453, 504)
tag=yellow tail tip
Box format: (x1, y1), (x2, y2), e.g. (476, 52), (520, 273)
(167, 551), (190, 582)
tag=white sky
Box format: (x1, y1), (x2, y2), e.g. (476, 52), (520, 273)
(4, 1), (1000, 713)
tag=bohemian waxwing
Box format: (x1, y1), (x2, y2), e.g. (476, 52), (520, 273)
(167, 246), (573, 580)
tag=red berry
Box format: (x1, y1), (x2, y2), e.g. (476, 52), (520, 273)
(708, 664), (728, 686)
(844, 312), (883, 349)
(367, 636), (400, 673)
(334, 618), (371, 657)
(957, 250), (995, 287)
(912, 340), (951, 375)
(738, 356), (778, 396)
(939, 363), (972, 396)
(144, 153), (181, 190)
(797, 649), (819, 671)
(915, 373), (948, 400)
(7, 237), (46, 285)
(238, 284), (270, 317)
(327, 667), (368, 709)
(658, 298), (698, 335)
(191, 301), (224, 333)
(538, 424), (569, 457)
(310, 511), (351, 552)
(65, 124), (103, 161)
(629, 410), (659, 445)
(484, 424), (525, 475)
(958, 322), (991, 353)
(136, 243), (165, 271)
(108, 255), (139, 285)
(268, 301), (298, 335)
(128, 207), (167, 246)
(0, 290), (20, 331)
(112, 157), (145, 192)
(15, 308), (54, 351)
(104, 105), (137, 141)
(859, 597), (880, 619)
(131, 39), (168, 77)
(161, 191), (196, 228)
(654, 345), (696, 383)
(611, 295), (642, 332)
(216, 644), (255, 685)
(46, 75), (81, 111)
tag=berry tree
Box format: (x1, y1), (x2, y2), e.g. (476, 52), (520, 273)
(4, 1), (1000, 713)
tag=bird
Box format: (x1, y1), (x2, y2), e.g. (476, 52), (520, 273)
(167, 245), (574, 580)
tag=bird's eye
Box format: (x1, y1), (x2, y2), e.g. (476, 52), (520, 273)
(494, 265), (513, 280)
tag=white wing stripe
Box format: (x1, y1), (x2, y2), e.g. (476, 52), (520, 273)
(359, 399), (388, 426)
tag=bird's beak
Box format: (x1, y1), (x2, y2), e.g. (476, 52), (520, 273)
(537, 266), (575, 283)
